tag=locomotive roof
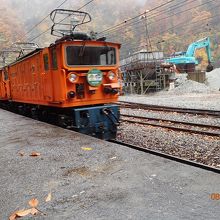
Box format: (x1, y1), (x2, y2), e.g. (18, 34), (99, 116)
(17, 48), (43, 61)
(51, 40), (121, 48)
(8, 48), (43, 66)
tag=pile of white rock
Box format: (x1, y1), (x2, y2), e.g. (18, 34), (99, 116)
(205, 68), (220, 91)
(170, 79), (213, 94)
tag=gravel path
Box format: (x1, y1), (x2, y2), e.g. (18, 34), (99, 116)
(117, 122), (220, 168)
(120, 93), (220, 110)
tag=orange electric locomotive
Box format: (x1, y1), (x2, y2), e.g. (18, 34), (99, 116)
(0, 9), (121, 139)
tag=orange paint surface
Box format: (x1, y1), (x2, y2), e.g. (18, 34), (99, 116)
(0, 40), (121, 107)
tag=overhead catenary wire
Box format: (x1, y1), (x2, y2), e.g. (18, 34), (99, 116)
(104, 0), (217, 58)
(97, 0), (177, 35)
(0, 0), (71, 53)
(120, 9), (220, 58)
(103, 0), (216, 39)
(104, 0), (215, 39)
(0, 0), (96, 66)
(110, 0), (219, 54)
(25, 0), (70, 36)
(104, 0), (197, 56)
(100, 0), (196, 37)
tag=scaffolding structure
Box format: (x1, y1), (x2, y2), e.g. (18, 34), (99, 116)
(120, 50), (173, 94)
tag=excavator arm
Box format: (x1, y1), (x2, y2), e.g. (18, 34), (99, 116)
(186, 37), (213, 72)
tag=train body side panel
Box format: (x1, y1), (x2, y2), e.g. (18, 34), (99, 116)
(9, 51), (52, 104)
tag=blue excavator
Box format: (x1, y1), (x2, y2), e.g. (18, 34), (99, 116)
(166, 37), (214, 73)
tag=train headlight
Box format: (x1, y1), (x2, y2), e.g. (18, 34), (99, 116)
(68, 73), (77, 83)
(87, 69), (103, 87)
(107, 71), (116, 81)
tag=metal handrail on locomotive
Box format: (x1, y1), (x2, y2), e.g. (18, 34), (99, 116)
(0, 9), (121, 140)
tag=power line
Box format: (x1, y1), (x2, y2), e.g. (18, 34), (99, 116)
(112, 0), (218, 50)
(103, 0), (215, 38)
(120, 10), (220, 58)
(23, 0), (70, 39)
(97, 0), (177, 35)
(104, 0), (195, 38)
(120, 13), (218, 54)
(77, 0), (95, 10)
(101, 0), (195, 37)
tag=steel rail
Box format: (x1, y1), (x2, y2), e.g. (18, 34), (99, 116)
(109, 140), (220, 174)
(119, 101), (220, 117)
(121, 116), (220, 137)
(121, 114), (220, 130)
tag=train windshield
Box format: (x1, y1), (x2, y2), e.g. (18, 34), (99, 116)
(66, 46), (116, 66)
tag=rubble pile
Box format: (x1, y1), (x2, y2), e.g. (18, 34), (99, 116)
(206, 68), (220, 91)
(169, 79), (213, 94)
(167, 69), (220, 94)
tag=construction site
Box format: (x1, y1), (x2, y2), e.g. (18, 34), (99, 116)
(120, 37), (215, 95)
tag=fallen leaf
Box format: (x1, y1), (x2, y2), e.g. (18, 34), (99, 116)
(10, 209), (32, 218)
(16, 209), (32, 217)
(18, 152), (25, 156)
(81, 147), (93, 151)
(28, 198), (39, 208)
(30, 152), (40, 157)
(9, 213), (16, 220)
(30, 208), (39, 215)
(45, 192), (52, 202)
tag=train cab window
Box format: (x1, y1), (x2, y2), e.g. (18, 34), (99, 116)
(51, 48), (58, 69)
(66, 46), (116, 66)
(43, 54), (49, 71)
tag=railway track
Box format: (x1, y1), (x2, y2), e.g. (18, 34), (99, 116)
(121, 114), (220, 137)
(119, 101), (220, 117)
(110, 140), (220, 174)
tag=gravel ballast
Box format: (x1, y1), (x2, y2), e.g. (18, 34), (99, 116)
(118, 122), (220, 168)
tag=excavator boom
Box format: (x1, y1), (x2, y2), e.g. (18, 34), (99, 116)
(166, 37), (214, 73)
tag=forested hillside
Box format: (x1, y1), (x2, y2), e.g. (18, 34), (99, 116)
(0, 0), (25, 49)
(0, 0), (220, 65)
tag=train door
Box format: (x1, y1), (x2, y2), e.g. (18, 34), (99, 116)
(42, 51), (53, 101)
(0, 70), (6, 99)
(0, 68), (10, 99)
(49, 46), (66, 102)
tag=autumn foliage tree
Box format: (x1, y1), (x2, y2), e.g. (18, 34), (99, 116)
(0, 0), (25, 50)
